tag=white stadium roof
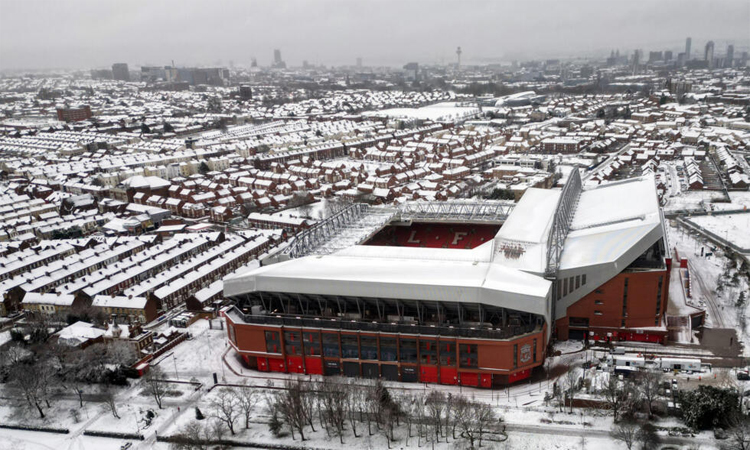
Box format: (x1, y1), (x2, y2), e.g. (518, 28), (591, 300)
(224, 173), (664, 330)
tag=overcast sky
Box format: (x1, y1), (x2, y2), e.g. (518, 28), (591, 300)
(1, 0), (748, 71)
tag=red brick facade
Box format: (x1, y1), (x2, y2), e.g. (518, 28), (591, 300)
(556, 269), (670, 343)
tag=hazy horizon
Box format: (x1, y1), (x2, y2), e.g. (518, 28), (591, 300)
(1, 0), (749, 71)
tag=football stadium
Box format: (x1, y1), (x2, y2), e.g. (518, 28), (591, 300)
(222, 169), (671, 387)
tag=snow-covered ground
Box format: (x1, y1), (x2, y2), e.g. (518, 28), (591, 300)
(0, 330), (11, 348)
(728, 191), (750, 210)
(1, 322), (726, 450)
(664, 190), (726, 213)
(1, 429), (145, 450)
(668, 222), (750, 352)
(688, 213), (750, 250)
(363, 102), (481, 122)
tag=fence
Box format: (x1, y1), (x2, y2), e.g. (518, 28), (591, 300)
(131, 332), (190, 371)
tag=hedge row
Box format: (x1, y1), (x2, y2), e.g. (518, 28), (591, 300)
(83, 430), (144, 440)
(157, 435), (310, 449)
(0, 423), (69, 434)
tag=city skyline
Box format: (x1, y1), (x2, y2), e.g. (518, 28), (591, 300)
(1, 0), (748, 70)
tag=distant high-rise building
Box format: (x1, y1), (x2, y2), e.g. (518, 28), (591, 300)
(356, 57), (362, 68)
(648, 51), (663, 63)
(677, 52), (686, 67)
(112, 63), (130, 81)
(272, 49), (286, 69)
(175, 67), (227, 86)
(606, 50), (617, 66)
(664, 51), (673, 62)
(251, 58), (258, 68)
(403, 62), (419, 81)
(456, 46), (462, 71)
(726, 44), (735, 68)
(302, 60), (310, 69)
(632, 50), (640, 75)
(685, 37), (692, 60)
(705, 41), (715, 69)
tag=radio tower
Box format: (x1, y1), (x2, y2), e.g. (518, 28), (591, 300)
(456, 46), (462, 71)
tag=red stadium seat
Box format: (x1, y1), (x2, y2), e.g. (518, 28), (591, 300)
(366, 223), (500, 249)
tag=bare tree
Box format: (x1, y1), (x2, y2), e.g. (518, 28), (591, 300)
(207, 417), (226, 443)
(477, 400), (500, 448)
(725, 415), (750, 450)
(603, 375), (635, 422)
(368, 378), (398, 443)
(0, 344), (28, 384)
(236, 385), (258, 429)
(636, 422), (661, 450)
(552, 364), (569, 412)
(61, 368), (87, 408)
(319, 378), (347, 444)
(314, 381), (330, 438)
(399, 394), (416, 445)
(456, 397), (481, 448)
(564, 365), (581, 413)
(384, 396), (400, 445)
(10, 359), (54, 419)
(101, 383), (120, 419)
(451, 394), (470, 440)
(425, 390), (446, 445)
(300, 380), (317, 433)
(144, 365), (168, 409)
(343, 379), (362, 438)
(210, 388), (242, 435)
(24, 311), (59, 344)
(611, 421), (639, 450)
(412, 392), (429, 448)
(171, 420), (210, 450)
(276, 378), (308, 440)
(378, 403), (394, 449)
(0, 343), (26, 365)
(635, 370), (662, 418)
(443, 393), (455, 443)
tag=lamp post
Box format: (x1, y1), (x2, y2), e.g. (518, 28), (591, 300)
(172, 354), (179, 379)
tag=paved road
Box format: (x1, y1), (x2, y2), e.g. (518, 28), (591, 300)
(667, 163), (682, 197)
(690, 263), (726, 328)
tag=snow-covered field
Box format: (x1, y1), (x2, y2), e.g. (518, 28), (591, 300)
(688, 213), (750, 250)
(1, 429), (141, 450)
(728, 191), (750, 209)
(363, 102), (481, 122)
(664, 190), (726, 213)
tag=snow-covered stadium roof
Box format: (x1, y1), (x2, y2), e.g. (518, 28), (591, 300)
(224, 174), (664, 328)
